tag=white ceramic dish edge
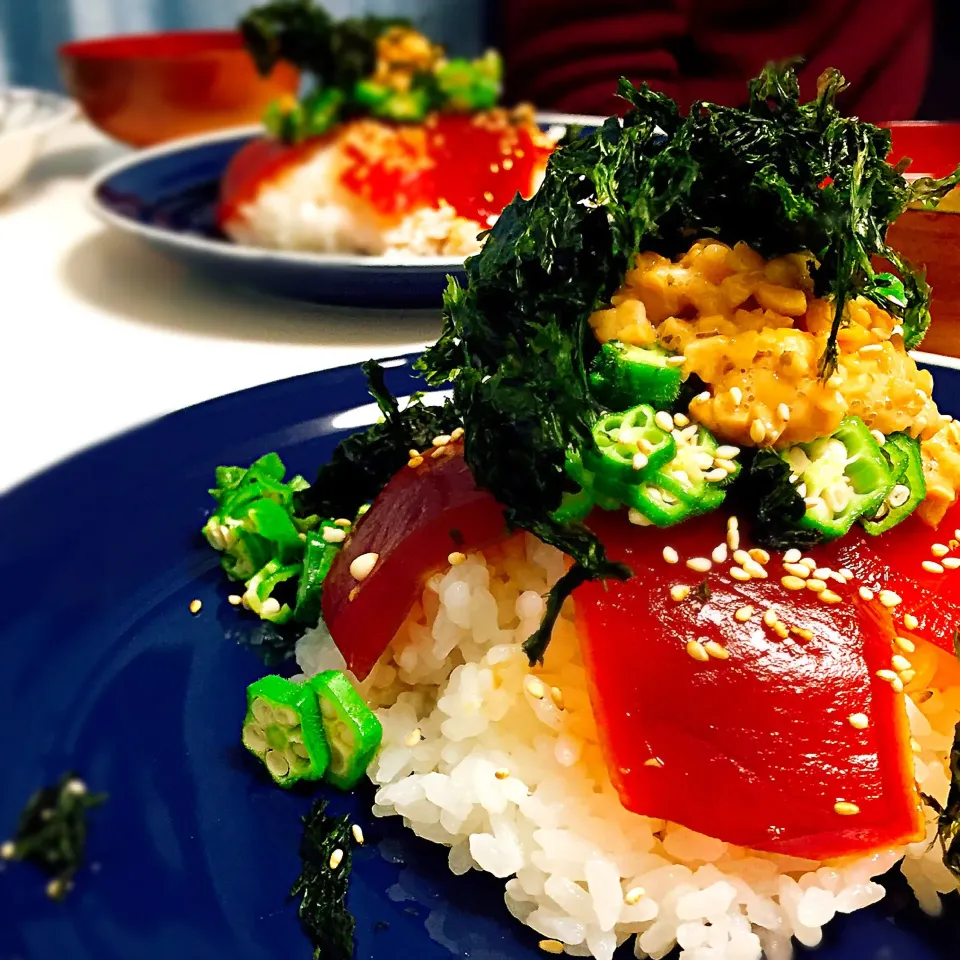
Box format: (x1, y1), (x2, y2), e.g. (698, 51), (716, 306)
(0, 88), (77, 198)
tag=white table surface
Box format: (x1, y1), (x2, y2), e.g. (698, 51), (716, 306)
(0, 122), (439, 494)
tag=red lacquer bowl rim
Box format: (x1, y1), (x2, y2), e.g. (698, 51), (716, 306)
(58, 30), (247, 62)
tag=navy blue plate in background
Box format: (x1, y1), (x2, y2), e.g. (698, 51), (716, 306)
(85, 115), (596, 309)
(1, 354), (958, 960)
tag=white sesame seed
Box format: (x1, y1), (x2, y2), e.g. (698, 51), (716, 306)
(762, 610), (779, 628)
(624, 887), (645, 905)
(773, 620), (790, 639)
(663, 546), (679, 564)
(228, 594), (242, 606)
(932, 543), (950, 558)
(705, 468), (728, 482)
(448, 551), (467, 566)
(694, 391), (710, 403)
(408, 448), (420, 459)
(903, 614), (919, 631)
(878, 590), (902, 608)
(550, 686), (564, 710)
(812, 567), (831, 579)
(329, 848), (344, 870)
(783, 562), (810, 578)
(628, 508), (653, 526)
(730, 386), (743, 406)
(673, 413), (690, 427)
(900, 669), (917, 684)
(727, 516), (739, 531)
(777, 403), (791, 421)
(46, 878), (65, 899)
(430, 448), (447, 459)
(525, 676), (546, 699)
(799, 557), (817, 571)
(451, 427), (465, 440)
(734, 605), (755, 622)
(643, 758), (663, 768)
(749, 548), (770, 565)
(749, 419), (767, 444)
(539, 940), (565, 955)
(189, 599), (202, 615)
(655, 411), (674, 432)
(686, 556), (712, 573)
(727, 528), (740, 551)
(350, 552), (380, 581)
(670, 584), (691, 602)
(686, 640), (710, 662)
(730, 566), (751, 581)
(943, 557), (960, 570)
(323, 526), (347, 543)
(876, 668), (899, 682)
(711, 544), (728, 564)
(848, 713), (869, 729)
(834, 801), (861, 816)
(892, 654), (913, 672)
(742, 558), (768, 579)
(922, 560), (945, 574)
(806, 578), (827, 593)
(703, 640), (730, 660)
(404, 728), (423, 747)
(335, 518), (352, 528)
(733, 549), (750, 565)
(895, 636), (916, 654)
(408, 456), (424, 468)
(666, 355), (687, 366)
(782, 575), (806, 591)
(858, 586), (875, 601)
(819, 589), (842, 604)
(352, 824), (365, 844)
(839, 568), (854, 581)
(0, 841), (14, 860)
(716, 445), (740, 460)
(632, 452), (649, 471)
(784, 548), (802, 564)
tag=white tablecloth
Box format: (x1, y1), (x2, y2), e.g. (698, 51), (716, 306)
(0, 123), (438, 493)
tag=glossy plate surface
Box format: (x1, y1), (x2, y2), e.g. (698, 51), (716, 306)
(86, 114), (598, 308)
(1, 353), (959, 959)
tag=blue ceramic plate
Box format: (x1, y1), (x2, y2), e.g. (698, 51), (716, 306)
(1, 353), (959, 960)
(84, 114), (599, 308)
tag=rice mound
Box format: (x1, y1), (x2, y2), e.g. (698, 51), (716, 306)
(296, 536), (960, 960)
(222, 142), (484, 258)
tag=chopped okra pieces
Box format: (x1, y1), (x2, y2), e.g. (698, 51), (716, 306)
(294, 520), (348, 624)
(776, 416), (894, 540)
(589, 340), (683, 410)
(243, 675), (330, 788)
(861, 433), (926, 535)
(571, 420), (735, 528)
(308, 671), (383, 790)
(584, 404), (676, 483)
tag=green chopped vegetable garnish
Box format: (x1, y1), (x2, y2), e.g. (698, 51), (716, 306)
(861, 433), (926, 535)
(1, 772), (107, 900)
(753, 416), (894, 546)
(308, 670), (383, 789)
(589, 341), (682, 410)
(240, 0), (504, 144)
(243, 675), (330, 787)
(289, 798), (356, 960)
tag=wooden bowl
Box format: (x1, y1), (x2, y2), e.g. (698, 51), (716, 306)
(59, 31), (299, 148)
(883, 122), (960, 358)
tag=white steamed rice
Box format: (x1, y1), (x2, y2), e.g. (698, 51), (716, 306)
(222, 141), (485, 258)
(296, 534), (960, 960)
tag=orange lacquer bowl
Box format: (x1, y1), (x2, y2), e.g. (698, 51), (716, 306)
(59, 30), (299, 148)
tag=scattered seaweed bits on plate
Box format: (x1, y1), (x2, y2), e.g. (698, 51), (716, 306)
(220, 0), (555, 256)
(1, 773), (107, 900)
(203, 62), (960, 960)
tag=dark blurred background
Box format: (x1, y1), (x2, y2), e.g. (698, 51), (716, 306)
(1, 0), (957, 120)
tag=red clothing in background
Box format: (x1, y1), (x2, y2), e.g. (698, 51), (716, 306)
(501, 0), (932, 122)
